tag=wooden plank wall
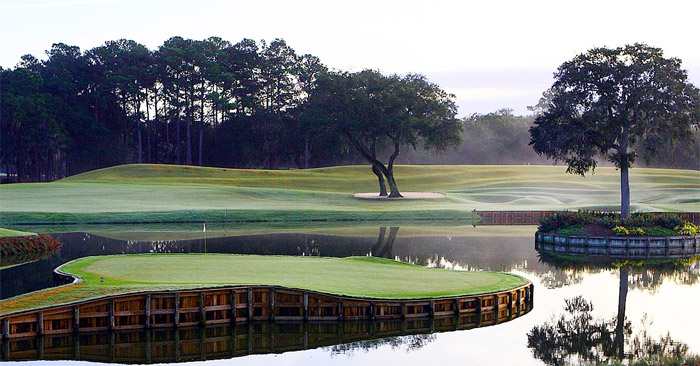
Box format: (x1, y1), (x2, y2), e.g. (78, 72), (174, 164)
(476, 211), (700, 225)
(535, 232), (700, 258)
(0, 283), (533, 341)
(1, 302), (534, 363)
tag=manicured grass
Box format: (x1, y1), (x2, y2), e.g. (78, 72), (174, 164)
(0, 254), (528, 315)
(0, 228), (36, 237)
(0, 164), (697, 224)
(63, 254), (527, 298)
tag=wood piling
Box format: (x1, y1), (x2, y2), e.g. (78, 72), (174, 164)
(0, 283), (532, 341)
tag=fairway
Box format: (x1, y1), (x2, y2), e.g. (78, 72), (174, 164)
(1, 164), (698, 224)
(61, 254), (527, 299)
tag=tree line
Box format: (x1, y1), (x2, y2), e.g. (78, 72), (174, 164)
(1, 37), (332, 182)
(1, 38), (697, 184)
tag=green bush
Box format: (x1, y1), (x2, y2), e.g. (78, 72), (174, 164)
(538, 211), (689, 235)
(675, 222), (698, 236)
(613, 226), (630, 235)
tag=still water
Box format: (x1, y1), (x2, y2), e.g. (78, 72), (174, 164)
(1, 225), (698, 365)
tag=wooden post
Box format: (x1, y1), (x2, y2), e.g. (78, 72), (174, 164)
(74, 333), (81, 360)
(200, 292), (206, 326)
(174, 328), (180, 361)
(508, 292), (514, 319)
(145, 330), (152, 363)
(516, 289), (521, 317)
(109, 332), (115, 362)
(303, 322), (309, 349)
(230, 290), (237, 324)
(337, 301), (343, 320)
(493, 294), (500, 324)
(369, 302), (376, 320)
(303, 292), (309, 321)
(269, 288), (275, 321)
(401, 303), (407, 320)
(37, 313), (44, 335)
(247, 288), (253, 321)
(529, 284), (535, 305)
(73, 307), (80, 333)
(145, 295), (151, 329)
(429, 300), (435, 318)
(108, 300), (115, 330)
(476, 296), (482, 326)
(2, 318), (9, 340)
(174, 294), (180, 327)
(38, 335), (44, 359)
(3, 333), (10, 360)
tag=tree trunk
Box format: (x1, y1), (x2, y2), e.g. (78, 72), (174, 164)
(372, 164), (388, 196)
(385, 168), (403, 198)
(620, 164), (630, 218)
(176, 116), (181, 165)
(198, 123), (203, 166)
(615, 267), (629, 359)
(386, 139), (403, 198)
(304, 137), (309, 169)
(137, 125), (142, 164)
(186, 112), (192, 165)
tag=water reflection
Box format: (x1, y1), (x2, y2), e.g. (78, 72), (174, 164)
(1, 311), (537, 363)
(1, 227), (539, 299)
(2, 226), (700, 365)
(529, 255), (700, 365)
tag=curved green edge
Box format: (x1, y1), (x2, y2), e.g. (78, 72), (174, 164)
(59, 254), (529, 299)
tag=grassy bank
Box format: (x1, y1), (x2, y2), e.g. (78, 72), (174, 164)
(0, 254), (528, 315)
(1, 164), (697, 225)
(0, 228), (36, 237)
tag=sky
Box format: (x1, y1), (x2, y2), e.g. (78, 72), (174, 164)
(1, 0), (699, 116)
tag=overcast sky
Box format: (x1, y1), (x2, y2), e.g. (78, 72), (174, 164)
(1, 0), (698, 116)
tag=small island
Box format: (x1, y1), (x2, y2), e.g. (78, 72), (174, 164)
(535, 211), (700, 258)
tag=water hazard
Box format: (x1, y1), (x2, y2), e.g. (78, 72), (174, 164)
(1, 225), (698, 365)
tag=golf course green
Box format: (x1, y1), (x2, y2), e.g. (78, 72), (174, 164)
(1, 164), (698, 225)
(0, 254), (528, 315)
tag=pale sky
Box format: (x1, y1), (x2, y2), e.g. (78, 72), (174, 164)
(1, 0), (699, 116)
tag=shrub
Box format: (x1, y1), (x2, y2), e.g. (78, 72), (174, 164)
(675, 222), (698, 236)
(629, 227), (645, 236)
(538, 210), (690, 235)
(613, 226), (630, 235)
(0, 234), (62, 267)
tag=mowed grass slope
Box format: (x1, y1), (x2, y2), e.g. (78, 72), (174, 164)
(1, 164), (698, 224)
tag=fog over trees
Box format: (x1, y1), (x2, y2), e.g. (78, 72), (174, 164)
(1, 37), (697, 183)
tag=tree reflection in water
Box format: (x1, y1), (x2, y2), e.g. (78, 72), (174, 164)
(529, 255), (700, 366)
(328, 334), (437, 356)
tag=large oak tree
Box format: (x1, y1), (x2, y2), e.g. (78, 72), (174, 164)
(529, 44), (700, 217)
(308, 70), (462, 197)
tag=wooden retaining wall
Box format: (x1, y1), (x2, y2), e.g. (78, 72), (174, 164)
(535, 232), (700, 258)
(0, 302), (533, 363)
(0, 283), (533, 342)
(476, 211), (700, 226)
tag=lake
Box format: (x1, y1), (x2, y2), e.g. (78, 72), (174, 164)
(1, 225), (698, 365)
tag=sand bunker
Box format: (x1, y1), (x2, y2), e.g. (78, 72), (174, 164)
(354, 192), (446, 200)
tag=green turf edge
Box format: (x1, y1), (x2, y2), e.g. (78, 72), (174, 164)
(0, 228), (37, 237)
(0, 254), (529, 317)
(0, 209), (479, 225)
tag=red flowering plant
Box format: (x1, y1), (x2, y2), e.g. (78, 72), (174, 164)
(538, 211), (686, 233)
